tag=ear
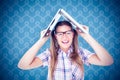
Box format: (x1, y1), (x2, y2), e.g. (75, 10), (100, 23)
(54, 34), (57, 39)
(52, 31), (57, 40)
(72, 29), (76, 35)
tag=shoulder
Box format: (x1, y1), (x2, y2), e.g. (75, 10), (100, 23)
(78, 47), (95, 65)
(78, 47), (95, 61)
(78, 47), (95, 56)
(37, 48), (51, 58)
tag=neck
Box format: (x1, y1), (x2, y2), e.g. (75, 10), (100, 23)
(60, 47), (69, 53)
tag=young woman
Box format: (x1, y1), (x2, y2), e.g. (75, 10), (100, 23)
(18, 21), (113, 80)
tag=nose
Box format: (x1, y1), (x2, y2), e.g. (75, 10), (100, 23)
(62, 33), (68, 39)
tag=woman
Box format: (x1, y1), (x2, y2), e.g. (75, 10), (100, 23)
(18, 21), (113, 80)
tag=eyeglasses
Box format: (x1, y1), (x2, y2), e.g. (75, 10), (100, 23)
(55, 30), (73, 37)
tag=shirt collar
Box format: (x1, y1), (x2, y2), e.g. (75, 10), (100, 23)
(57, 46), (73, 57)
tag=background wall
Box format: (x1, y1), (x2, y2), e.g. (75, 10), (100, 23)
(0, 0), (120, 80)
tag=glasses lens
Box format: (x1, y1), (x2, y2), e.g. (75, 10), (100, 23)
(55, 30), (73, 37)
(66, 30), (72, 35)
(57, 32), (63, 36)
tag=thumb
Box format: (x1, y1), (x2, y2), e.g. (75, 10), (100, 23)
(40, 29), (51, 39)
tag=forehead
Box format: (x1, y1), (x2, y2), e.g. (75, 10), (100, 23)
(56, 25), (72, 32)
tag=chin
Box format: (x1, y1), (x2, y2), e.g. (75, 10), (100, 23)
(61, 45), (71, 50)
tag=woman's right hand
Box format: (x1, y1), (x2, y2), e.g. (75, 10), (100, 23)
(39, 29), (51, 41)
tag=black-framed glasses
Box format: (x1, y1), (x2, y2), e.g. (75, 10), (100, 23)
(55, 30), (73, 37)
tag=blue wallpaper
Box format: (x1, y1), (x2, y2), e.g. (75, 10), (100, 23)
(0, 0), (120, 80)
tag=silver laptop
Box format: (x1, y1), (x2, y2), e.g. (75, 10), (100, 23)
(41, 9), (88, 39)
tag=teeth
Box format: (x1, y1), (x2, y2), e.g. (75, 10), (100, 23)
(63, 41), (68, 42)
(62, 41), (69, 44)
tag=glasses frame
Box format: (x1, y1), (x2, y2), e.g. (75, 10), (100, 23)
(54, 30), (74, 37)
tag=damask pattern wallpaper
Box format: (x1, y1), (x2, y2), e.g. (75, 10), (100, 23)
(0, 0), (120, 80)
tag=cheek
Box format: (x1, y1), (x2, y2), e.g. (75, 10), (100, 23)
(70, 34), (74, 40)
(55, 36), (61, 44)
(69, 37), (74, 43)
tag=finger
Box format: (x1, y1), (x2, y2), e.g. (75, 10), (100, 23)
(76, 27), (83, 33)
(45, 30), (51, 36)
(83, 25), (89, 30)
(40, 30), (46, 36)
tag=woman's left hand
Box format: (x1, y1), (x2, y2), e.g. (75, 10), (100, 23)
(76, 25), (90, 37)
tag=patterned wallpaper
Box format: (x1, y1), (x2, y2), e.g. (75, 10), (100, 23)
(0, 0), (120, 80)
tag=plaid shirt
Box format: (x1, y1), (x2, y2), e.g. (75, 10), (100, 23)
(37, 47), (94, 80)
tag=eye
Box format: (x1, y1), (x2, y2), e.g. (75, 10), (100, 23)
(57, 33), (63, 36)
(66, 31), (72, 35)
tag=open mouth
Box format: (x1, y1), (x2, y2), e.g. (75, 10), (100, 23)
(62, 41), (69, 44)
